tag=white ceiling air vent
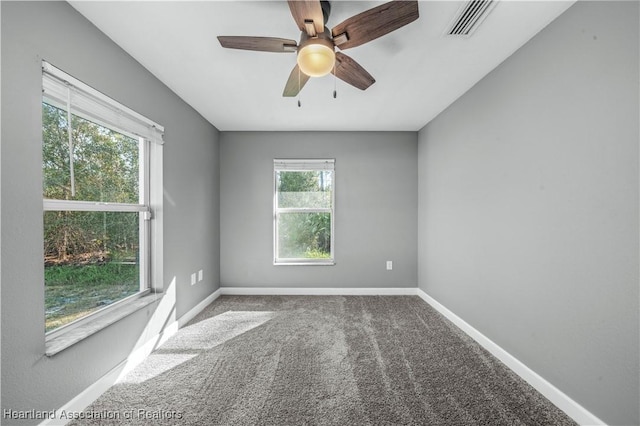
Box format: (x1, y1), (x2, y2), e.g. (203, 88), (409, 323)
(446, 0), (497, 37)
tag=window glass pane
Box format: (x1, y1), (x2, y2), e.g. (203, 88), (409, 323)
(276, 170), (332, 209)
(44, 211), (140, 332)
(277, 212), (331, 259)
(42, 102), (139, 203)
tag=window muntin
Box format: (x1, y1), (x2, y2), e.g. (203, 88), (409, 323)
(274, 160), (335, 264)
(42, 61), (163, 334)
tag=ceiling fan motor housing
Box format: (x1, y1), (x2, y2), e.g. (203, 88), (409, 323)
(321, 0), (331, 24)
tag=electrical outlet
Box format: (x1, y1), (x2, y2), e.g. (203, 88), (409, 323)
(198, 269), (203, 281)
(191, 273), (197, 285)
(386, 261), (393, 271)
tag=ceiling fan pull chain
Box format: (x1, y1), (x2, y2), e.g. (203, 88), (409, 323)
(333, 63), (337, 99)
(298, 67), (302, 107)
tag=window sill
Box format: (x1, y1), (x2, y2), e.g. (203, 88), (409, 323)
(45, 294), (160, 357)
(274, 261), (336, 266)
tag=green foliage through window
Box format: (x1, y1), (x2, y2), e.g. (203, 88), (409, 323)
(43, 103), (139, 203)
(43, 102), (143, 332)
(275, 166), (334, 262)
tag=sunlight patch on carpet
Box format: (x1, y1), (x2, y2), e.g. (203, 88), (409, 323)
(159, 311), (275, 351)
(118, 353), (197, 384)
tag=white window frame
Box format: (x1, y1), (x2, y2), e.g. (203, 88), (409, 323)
(273, 159), (335, 266)
(42, 61), (164, 342)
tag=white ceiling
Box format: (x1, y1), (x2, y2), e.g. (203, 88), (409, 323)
(69, 1), (574, 131)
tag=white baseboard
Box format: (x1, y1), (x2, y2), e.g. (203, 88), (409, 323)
(40, 288), (222, 426)
(416, 288), (606, 426)
(39, 358), (128, 426)
(220, 286), (418, 296)
(179, 288), (222, 327)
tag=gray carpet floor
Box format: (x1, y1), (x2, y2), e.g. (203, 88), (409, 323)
(72, 295), (577, 425)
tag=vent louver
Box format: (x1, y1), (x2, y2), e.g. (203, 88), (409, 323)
(447, 0), (496, 36)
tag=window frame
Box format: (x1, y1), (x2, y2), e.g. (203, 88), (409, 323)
(273, 159), (335, 266)
(41, 61), (164, 344)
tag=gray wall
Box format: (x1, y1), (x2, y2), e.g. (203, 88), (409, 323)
(220, 132), (417, 288)
(1, 1), (220, 418)
(417, 2), (639, 425)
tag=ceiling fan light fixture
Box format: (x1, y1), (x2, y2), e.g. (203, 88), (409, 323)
(218, 0), (420, 97)
(297, 38), (335, 77)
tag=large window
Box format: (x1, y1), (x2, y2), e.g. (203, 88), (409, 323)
(274, 159), (335, 265)
(42, 62), (163, 333)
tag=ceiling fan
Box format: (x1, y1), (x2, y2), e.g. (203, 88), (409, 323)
(217, 0), (419, 98)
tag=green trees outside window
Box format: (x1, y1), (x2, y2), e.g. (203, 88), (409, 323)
(43, 103), (142, 332)
(275, 164), (334, 263)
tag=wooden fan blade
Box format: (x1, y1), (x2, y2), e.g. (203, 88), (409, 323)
(331, 0), (419, 50)
(217, 36), (297, 53)
(287, 0), (324, 36)
(283, 64), (311, 97)
(332, 52), (375, 91)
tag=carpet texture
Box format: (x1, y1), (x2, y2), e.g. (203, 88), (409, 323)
(71, 296), (577, 425)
